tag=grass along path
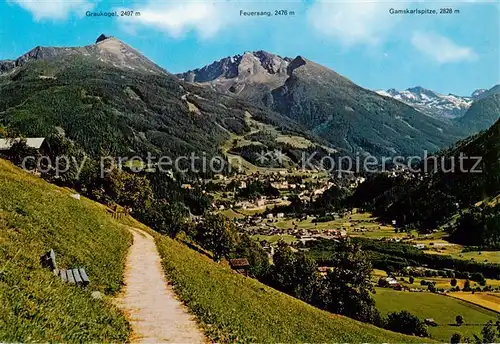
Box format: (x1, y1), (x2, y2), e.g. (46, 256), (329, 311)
(114, 226), (205, 343)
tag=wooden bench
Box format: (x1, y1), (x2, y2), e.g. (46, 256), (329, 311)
(40, 249), (90, 287)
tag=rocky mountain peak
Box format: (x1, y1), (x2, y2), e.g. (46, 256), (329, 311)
(177, 50), (291, 83)
(385, 88), (399, 96)
(177, 50), (356, 100)
(0, 35), (168, 76)
(239, 51), (289, 76)
(471, 85), (500, 101)
(472, 88), (487, 99)
(286, 56), (307, 75)
(253, 50), (291, 74)
(406, 86), (439, 99)
(95, 34), (112, 44)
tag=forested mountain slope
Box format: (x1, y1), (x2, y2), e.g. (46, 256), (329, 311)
(457, 94), (500, 134)
(0, 37), (326, 170)
(353, 118), (500, 244)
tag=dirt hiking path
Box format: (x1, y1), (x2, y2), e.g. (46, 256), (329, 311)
(115, 226), (205, 343)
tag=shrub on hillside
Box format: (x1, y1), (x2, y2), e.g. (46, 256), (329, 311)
(232, 234), (270, 278)
(450, 333), (462, 344)
(473, 320), (498, 344)
(269, 241), (319, 304)
(321, 240), (380, 324)
(385, 311), (429, 337)
(139, 201), (189, 238)
(195, 213), (238, 261)
(451, 278), (458, 287)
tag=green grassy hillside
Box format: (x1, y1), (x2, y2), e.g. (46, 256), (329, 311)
(374, 288), (499, 341)
(0, 159), (131, 342)
(120, 220), (430, 343)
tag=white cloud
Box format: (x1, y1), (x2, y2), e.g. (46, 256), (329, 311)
(115, 1), (240, 39)
(307, 0), (407, 46)
(9, 0), (94, 20)
(411, 31), (478, 63)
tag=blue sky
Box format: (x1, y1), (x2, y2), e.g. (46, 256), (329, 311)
(0, 0), (498, 96)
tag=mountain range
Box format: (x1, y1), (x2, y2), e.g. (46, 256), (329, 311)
(457, 93), (500, 133)
(375, 85), (500, 120)
(0, 35), (499, 165)
(178, 51), (479, 157)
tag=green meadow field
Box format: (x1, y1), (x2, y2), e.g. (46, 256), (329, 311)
(374, 288), (499, 342)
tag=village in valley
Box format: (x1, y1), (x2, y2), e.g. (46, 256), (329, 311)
(179, 164), (500, 340)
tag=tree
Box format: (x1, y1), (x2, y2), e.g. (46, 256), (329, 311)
(322, 239), (379, 323)
(233, 234), (270, 278)
(456, 315), (464, 326)
(378, 277), (389, 288)
(40, 134), (85, 185)
(288, 194), (305, 214)
(269, 241), (298, 293)
(451, 278), (458, 287)
(183, 188), (212, 216)
(464, 279), (472, 291)
(292, 252), (320, 303)
(385, 310), (429, 337)
(237, 180), (279, 200)
(450, 333), (462, 344)
(314, 184), (348, 211)
(103, 169), (153, 212)
(471, 272), (486, 287)
(6, 139), (40, 170)
(0, 124), (8, 138)
(474, 321), (497, 344)
(452, 206), (500, 249)
(195, 214), (238, 261)
(142, 201), (189, 238)
(270, 241), (319, 303)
